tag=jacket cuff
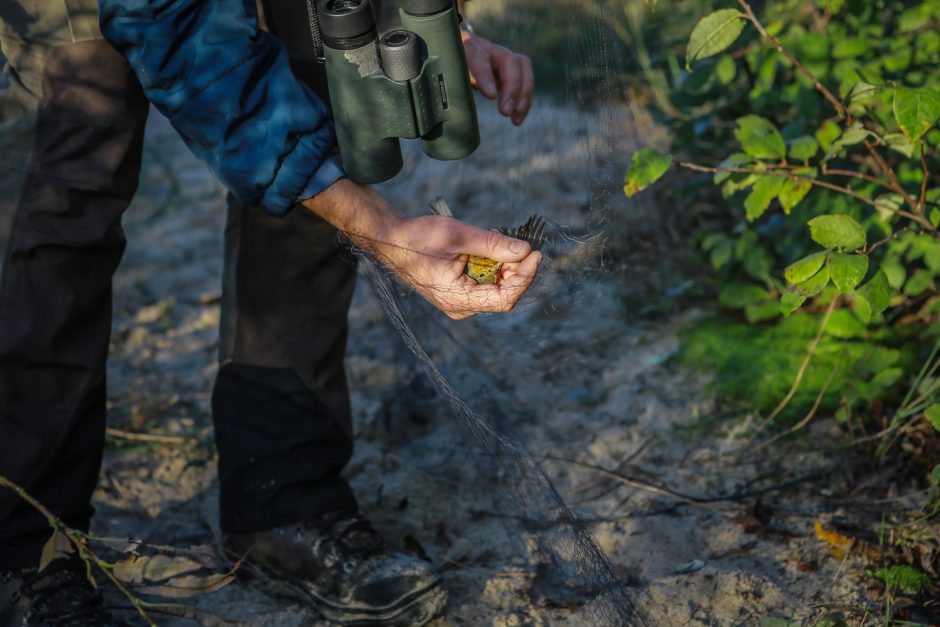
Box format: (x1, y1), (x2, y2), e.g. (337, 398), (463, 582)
(259, 145), (346, 216)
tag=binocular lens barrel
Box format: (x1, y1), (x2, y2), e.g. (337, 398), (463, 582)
(399, 0), (453, 16)
(379, 30), (421, 82)
(317, 0), (377, 48)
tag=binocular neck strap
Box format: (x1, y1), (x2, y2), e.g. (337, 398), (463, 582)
(303, 0), (326, 62)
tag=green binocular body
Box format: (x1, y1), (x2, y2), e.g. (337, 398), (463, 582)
(265, 0), (481, 184)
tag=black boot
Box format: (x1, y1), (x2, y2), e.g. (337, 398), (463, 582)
(0, 553), (121, 627)
(227, 511), (447, 626)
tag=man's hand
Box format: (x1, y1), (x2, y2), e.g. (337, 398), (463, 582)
(303, 179), (541, 320)
(461, 31), (534, 126)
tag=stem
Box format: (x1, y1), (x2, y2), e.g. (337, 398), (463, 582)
(679, 161), (935, 229)
(753, 297), (839, 435)
(868, 226), (917, 254)
(818, 166), (898, 193)
(0, 474), (156, 627)
(919, 142), (930, 214)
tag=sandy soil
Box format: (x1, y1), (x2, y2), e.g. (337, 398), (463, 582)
(2, 99), (924, 625)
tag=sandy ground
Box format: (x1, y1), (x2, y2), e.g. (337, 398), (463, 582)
(2, 99), (929, 625)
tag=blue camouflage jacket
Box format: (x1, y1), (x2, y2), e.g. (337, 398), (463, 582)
(99, 0), (344, 216)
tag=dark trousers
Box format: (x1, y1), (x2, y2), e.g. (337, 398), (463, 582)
(0, 1), (357, 571)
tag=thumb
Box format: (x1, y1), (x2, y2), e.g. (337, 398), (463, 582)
(456, 223), (531, 262)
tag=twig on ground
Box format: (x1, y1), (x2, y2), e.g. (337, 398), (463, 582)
(543, 455), (831, 505)
(0, 474), (157, 627)
(105, 427), (189, 445)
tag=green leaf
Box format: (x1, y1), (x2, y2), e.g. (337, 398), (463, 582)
(816, 121), (842, 152)
(931, 464), (940, 485)
(796, 263), (830, 297)
(871, 367), (903, 388)
(903, 268), (933, 296)
(855, 270), (891, 322)
(845, 81), (882, 105)
(719, 283), (770, 308)
(826, 309), (867, 338)
(716, 54), (737, 85)
(780, 289), (806, 316)
(925, 404), (940, 431)
(735, 115), (787, 160)
(788, 136), (818, 161)
(931, 208), (940, 227)
(808, 215), (866, 250)
(874, 193), (904, 220)
(686, 9), (747, 70)
(828, 253), (869, 293)
(624, 148), (673, 197)
(883, 132), (917, 158)
(893, 86), (940, 141)
(784, 252), (827, 285)
(713, 153), (752, 184)
(871, 565), (930, 594)
(825, 122), (872, 160)
(832, 38), (870, 59)
(744, 175), (786, 221)
(744, 300), (780, 323)
(778, 177), (813, 214)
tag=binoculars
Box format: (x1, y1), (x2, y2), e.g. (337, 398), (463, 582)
(266, 0), (481, 184)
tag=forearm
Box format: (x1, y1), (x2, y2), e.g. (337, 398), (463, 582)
(301, 179), (405, 249)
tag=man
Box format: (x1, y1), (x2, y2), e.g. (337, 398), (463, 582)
(0, 0), (537, 625)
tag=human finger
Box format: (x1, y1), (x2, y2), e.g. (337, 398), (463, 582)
(463, 37), (497, 99)
(493, 48), (523, 117)
(513, 56), (535, 125)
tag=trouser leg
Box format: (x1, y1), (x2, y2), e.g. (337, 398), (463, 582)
(213, 194), (359, 534)
(0, 2), (149, 570)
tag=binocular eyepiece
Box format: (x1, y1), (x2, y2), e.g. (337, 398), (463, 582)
(309, 0), (480, 183)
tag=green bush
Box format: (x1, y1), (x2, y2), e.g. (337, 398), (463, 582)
(628, 0), (940, 459)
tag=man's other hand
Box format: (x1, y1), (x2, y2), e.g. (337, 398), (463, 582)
(461, 31), (534, 126)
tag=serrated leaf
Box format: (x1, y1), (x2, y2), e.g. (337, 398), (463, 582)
(796, 263), (830, 296)
(883, 132), (917, 158)
(788, 136), (818, 161)
(855, 270), (891, 322)
(808, 214), (866, 250)
(893, 86), (940, 141)
(784, 252), (827, 284)
(744, 175), (785, 221)
(686, 9), (747, 70)
(925, 404), (940, 431)
(39, 530), (73, 573)
(624, 148), (673, 197)
(779, 177), (813, 214)
(735, 115), (787, 160)
(781, 289), (807, 316)
(828, 253), (869, 293)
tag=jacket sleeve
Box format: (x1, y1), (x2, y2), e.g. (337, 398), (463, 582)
(99, 0), (345, 216)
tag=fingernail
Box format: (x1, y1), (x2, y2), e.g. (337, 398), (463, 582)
(484, 81), (497, 95)
(503, 98), (515, 112)
(510, 239), (526, 254)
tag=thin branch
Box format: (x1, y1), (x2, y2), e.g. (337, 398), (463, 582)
(919, 142), (930, 214)
(737, 0), (844, 116)
(868, 226), (918, 254)
(737, 0), (919, 211)
(749, 355), (842, 453)
(0, 474), (156, 627)
(679, 161), (934, 229)
(818, 166), (898, 193)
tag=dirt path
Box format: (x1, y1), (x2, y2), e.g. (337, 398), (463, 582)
(83, 102), (889, 626)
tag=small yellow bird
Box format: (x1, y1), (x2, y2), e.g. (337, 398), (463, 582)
(428, 197), (547, 285)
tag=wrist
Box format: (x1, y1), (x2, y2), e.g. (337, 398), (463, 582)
(301, 178), (406, 250)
